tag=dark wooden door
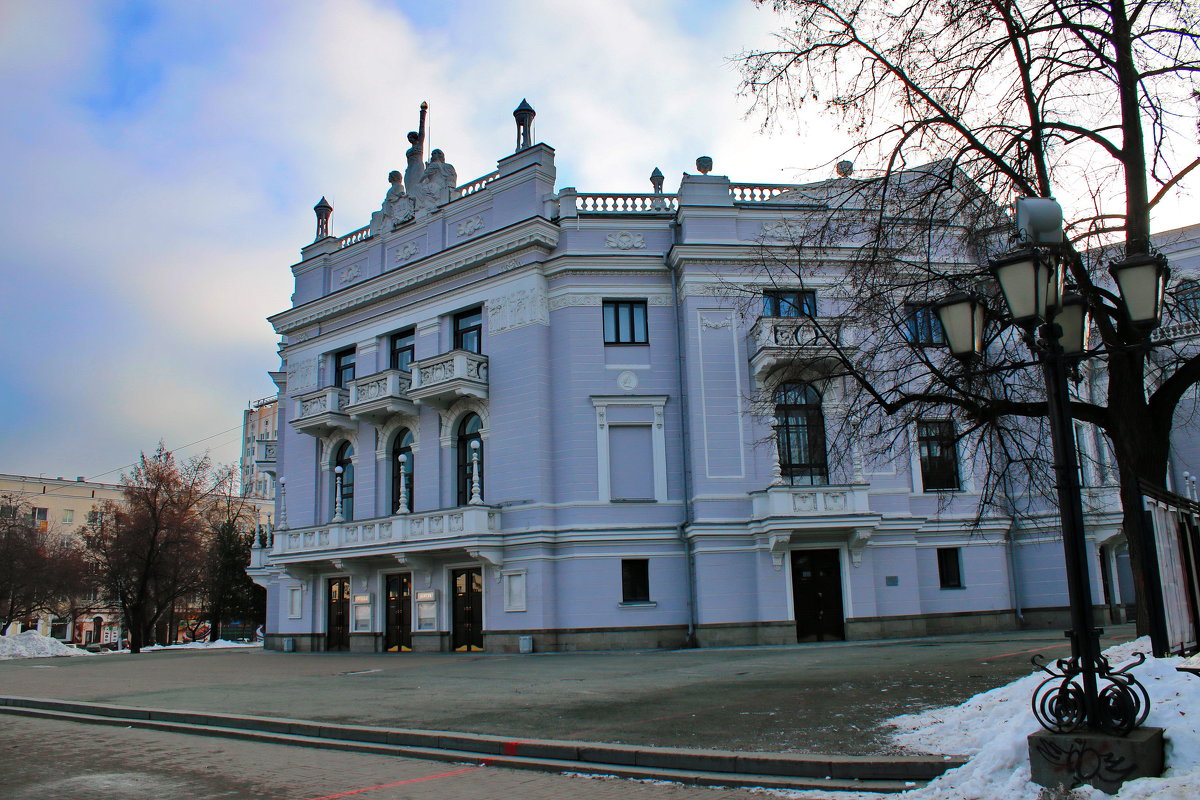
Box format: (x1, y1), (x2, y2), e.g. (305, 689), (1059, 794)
(327, 577), (350, 651)
(791, 549), (845, 642)
(384, 573), (412, 652)
(451, 568), (484, 651)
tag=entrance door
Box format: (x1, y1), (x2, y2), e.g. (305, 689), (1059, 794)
(451, 568), (484, 651)
(384, 573), (412, 652)
(791, 549), (845, 642)
(327, 577), (350, 651)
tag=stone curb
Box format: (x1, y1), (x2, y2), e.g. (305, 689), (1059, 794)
(0, 695), (965, 790)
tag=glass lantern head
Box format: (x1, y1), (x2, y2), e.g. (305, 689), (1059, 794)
(989, 247), (1053, 327)
(935, 292), (986, 359)
(1052, 293), (1090, 356)
(1110, 252), (1170, 328)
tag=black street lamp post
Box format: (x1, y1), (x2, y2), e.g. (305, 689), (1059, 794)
(935, 199), (1169, 737)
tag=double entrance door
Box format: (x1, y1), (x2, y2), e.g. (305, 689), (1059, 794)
(384, 573), (412, 652)
(791, 549), (845, 642)
(327, 577), (350, 651)
(451, 567), (484, 651)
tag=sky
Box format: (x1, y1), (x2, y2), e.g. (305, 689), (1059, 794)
(0, 0), (1195, 485)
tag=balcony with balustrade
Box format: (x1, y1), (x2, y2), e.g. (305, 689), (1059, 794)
(346, 369), (417, 426)
(747, 316), (850, 382)
(263, 505), (502, 572)
(291, 386), (354, 438)
(408, 350), (489, 408)
(253, 439), (277, 474)
(748, 483), (881, 567)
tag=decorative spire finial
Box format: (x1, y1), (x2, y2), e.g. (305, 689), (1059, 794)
(313, 197), (333, 241)
(650, 167), (664, 194)
(513, 99), (536, 152)
(696, 156), (713, 175)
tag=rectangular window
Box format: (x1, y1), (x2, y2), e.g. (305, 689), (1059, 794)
(621, 559), (651, 603)
(389, 328), (415, 372)
(905, 304), (946, 346)
(917, 420), (960, 491)
(937, 547), (963, 589)
(454, 307), (483, 353)
(333, 348), (356, 387)
(288, 587), (303, 619)
(62, 509), (74, 524)
(609, 425), (655, 501)
(0, 505), (17, 519)
(763, 289), (817, 317)
(603, 300), (648, 344)
(1074, 422), (1091, 488)
(87, 510), (103, 525)
(503, 572), (527, 612)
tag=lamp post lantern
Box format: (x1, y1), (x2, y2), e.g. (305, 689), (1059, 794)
(942, 197), (1171, 740)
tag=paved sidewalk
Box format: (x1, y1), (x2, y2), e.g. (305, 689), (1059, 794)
(0, 626), (1135, 756)
(0, 713), (785, 800)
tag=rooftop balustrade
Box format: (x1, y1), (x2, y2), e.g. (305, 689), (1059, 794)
(337, 225), (372, 249)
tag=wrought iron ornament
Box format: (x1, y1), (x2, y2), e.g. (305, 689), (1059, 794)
(1031, 650), (1150, 735)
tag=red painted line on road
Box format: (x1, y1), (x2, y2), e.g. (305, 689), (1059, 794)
(981, 643), (1069, 662)
(981, 634), (1133, 663)
(297, 766), (482, 799)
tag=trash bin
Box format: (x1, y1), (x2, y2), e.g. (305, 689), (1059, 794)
(283, 637), (295, 652)
(518, 635), (533, 654)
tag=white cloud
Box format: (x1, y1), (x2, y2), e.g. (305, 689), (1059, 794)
(0, 0), (1192, 479)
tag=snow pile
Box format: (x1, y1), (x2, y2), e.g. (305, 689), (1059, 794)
(97, 639), (261, 654)
(882, 636), (1200, 800)
(0, 631), (90, 660)
(143, 639), (260, 651)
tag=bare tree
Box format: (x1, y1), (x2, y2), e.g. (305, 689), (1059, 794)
(738, 0), (1200, 636)
(0, 495), (91, 634)
(83, 445), (235, 653)
(199, 491), (264, 642)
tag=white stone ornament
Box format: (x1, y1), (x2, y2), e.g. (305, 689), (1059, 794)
(617, 370), (639, 391)
(456, 215), (484, 238)
(606, 231), (646, 250)
(395, 241), (420, 263)
(338, 264), (362, 284)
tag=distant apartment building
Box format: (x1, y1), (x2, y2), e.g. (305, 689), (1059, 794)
(241, 395), (279, 502)
(0, 473), (125, 645)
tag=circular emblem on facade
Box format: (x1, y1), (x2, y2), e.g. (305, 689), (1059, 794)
(617, 370), (639, 392)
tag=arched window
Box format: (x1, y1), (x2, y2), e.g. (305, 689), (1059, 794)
(334, 442), (355, 520)
(774, 382), (828, 485)
(391, 429), (415, 513)
(456, 414), (483, 505)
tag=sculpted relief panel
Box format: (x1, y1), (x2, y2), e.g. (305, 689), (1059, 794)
(488, 288), (549, 333)
(287, 358), (317, 392)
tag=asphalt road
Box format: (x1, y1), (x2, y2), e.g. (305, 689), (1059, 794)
(0, 625), (1136, 756)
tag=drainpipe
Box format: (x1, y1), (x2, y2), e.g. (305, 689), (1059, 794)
(1002, 470), (1025, 624)
(669, 229), (699, 648)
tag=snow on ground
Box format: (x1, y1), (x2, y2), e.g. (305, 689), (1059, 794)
(100, 639), (261, 654)
(0, 631), (90, 660)
(759, 637), (1199, 800)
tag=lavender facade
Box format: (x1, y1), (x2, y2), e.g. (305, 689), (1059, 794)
(249, 110), (1118, 653)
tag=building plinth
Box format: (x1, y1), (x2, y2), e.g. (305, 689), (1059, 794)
(1028, 727), (1164, 795)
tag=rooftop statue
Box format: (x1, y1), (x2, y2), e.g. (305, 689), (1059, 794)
(415, 148), (458, 213)
(404, 102), (428, 200)
(376, 169), (415, 230)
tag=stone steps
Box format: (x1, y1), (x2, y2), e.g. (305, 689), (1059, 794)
(0, 695), (965, 793)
